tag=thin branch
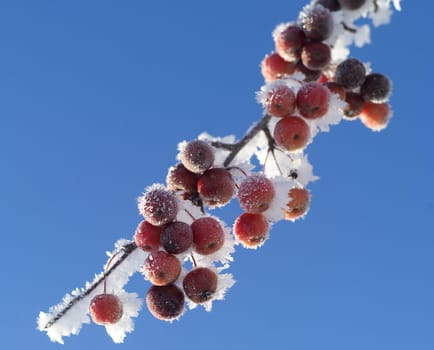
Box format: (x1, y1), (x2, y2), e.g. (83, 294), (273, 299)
(43, 241), (137, 329)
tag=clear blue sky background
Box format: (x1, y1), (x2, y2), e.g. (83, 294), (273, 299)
(1, 1), (433, 349)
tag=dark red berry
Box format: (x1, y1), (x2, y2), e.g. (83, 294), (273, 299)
(315, 0), (341, 11)
(146, 284), (185, 321)
(335, 58), (366, 90)
(180, 140), (214, 174)
(166, 163), (200, 194)
(160, 221), (193, 254)
(296, 82), (330, 119)
(139, 188), (178, 226)
(134, 220), (163, 252)
(197, 168), (235, 207)
(191, 217), (225, 255)
(360, 73), (392, 103)
(299, 4), (334, 41)
(301, 41), (331, 71)
(274, 24), (306, 62)
(234, 213), (269, 249)
(89, 294), (123, 325)
(143, 251), (182, 286)
(183, 267), (218, 304)
(294, 61), (322, 82)
(338, 0), (367, 10)
(343, 92), (365, 119)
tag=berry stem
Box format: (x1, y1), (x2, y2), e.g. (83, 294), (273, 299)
(42, 241), (137, 330)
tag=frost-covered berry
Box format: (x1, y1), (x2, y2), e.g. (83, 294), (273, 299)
(197, 168), (235, 207)
(273, 116), (310, 152)
(274, 24), (306, 62)
(301, 41), (331, 71)
(134, 220), (162, 252)
(261, 52), (296, 81)
(183, 267), (218, 304)
(264, 85), (296, 118)
(160, 221), (193, 255)
(191, 217), (225, 255)
(299, 4), (334, 41)
(139, 187), (178, 226)
(360, 73), (392, 103)
(335, 58), (366, 90)
(315, 0), (341, 11)
(294, 61), (322, 82)
(296, 82), (330, 119)
(338, 0), (366, 10)
(238, 175), (275, 214)
(323, 82), (346, 101)
(234, 213), (269, 249)
(285, 188), (311, 221)
(146, 284), (185, 321)
(180, 140), (215, 174)
(166, 163), (200, 194)
(359, 101), (391, 131)
(143, 251), (182, 286)
(344, 92), (365, 119)
(89, 293), (123, 325)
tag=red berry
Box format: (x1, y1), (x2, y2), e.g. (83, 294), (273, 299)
(234, 213), (269, 249)
(294, 61), (322, 82)
(143, 251), (182, 286)
(182, 267), (218, 304)
(238, 175), (275, 213)
(139, 187), (178, 226)
(296, 82), (330, 119)
(315, 0), (341, 11)
(160, 221), (193, 254)
(89, 293), (123, 325)
(261, 52), (296, 81)
(166, 163), (200, 194)
(343, 92), (365, 119)
(146, 284), (185, 321)
(285, 188), (311, 221)
(264, 85), (296, 117)
(299, 4), (334, 41)
(359, 101), (391, 131)
(301, 41), (331, 71)
(335, 58), (366, 90)
(134, 220), (162, 252)
(360, 73), (392, 103)
(273, 116), (310, 152)
(274, 24), (306, 62)
(180, 140), (215, 174)
(197, 168), (235, 207)
(191, 217), (225, 255)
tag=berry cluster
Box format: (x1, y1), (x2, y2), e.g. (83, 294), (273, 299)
(38, 0), (401, 344)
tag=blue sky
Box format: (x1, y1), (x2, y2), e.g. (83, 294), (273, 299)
(1, 1), (433, 349)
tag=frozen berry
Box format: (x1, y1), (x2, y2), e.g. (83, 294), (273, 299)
(89, 293), (123, 325)
(238, 175), (275, 213)
(301, 41), (331, 71)
(161, 221), (193, 254)
(299, 4), (334, 41)
(338, 0), (366, 10)
(323, 82), (346, 101)
(139, 187), (178, 226)
(146, 284), (184, 321)
(273, 116), (310, 152)
(191, 217), (225, 255)
(360, 73), (391, 103)
(285, 188), (311, 221)
(261, 52), (296, 81)
(143, 251), (182, 286)
(180, 140), (214, 174)
(335, 58), (366, 90)
(343, 92), (365, 119)
(197, 168), (235, 207)
(166, 163), (200, 194)
(134, 220), (163, 252)
(183, 267), (218, 304)
(234, 213), (269, 249)
(359, 101), (391, 131)
(264, 85), (296, 117)
(315, 0), (341, 11)
(296, 82), (330, 119)
(274, 24), (306, 62)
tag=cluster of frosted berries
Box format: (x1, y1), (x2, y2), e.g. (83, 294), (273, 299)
(261, 0), (393, 131)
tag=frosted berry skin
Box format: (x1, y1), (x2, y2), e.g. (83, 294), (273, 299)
(166, 163), (200, 194)
(160, 221), (193, 254)
(238, 175), (275, 214)
(182, 267), (218, 304)
(335, 58), (366, 90)
(146, 284), (185, 321)
(197, 168), (235, 207)
(338, 0), (366, 10)
(274, 24), (306, 62)
(359, 101), (391, 131)
(343, 92), (365, 119)
(264, 85), (296, 118)
(134, 220), (163, 252)
(360, 73), (391, 103)
(191, 217), (225, 255)
(299, 4), (334, 41)
(273, 116), (310, 152)
(89, 294), (123, 325)
(139, 188), (178, 226)
(180, 140), (215, 174)
(234, 213), (269, 248)
(143, 251), (182, 286)
(261, 52), (296, 81)
(301, 41), (331, 71)
(296, 82), (330, 119)
(285, 188), (310, 221)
